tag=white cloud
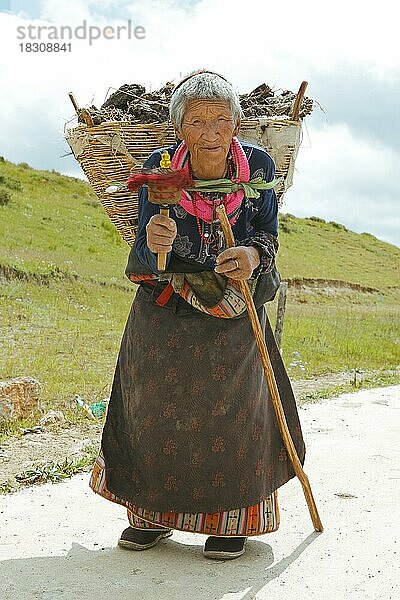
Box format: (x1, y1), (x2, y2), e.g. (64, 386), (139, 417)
(283, 122), (400, 245)
(0, 1), (399, 246)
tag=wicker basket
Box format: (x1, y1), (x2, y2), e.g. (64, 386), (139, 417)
(64, 82), (308, 247)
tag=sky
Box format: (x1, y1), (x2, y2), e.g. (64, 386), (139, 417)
(0, 0), (399, 246)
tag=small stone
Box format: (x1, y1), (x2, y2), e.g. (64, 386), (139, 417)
(40, 410), (66, 426)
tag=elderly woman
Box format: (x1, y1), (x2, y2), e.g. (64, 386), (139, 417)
(89, 70), (305, 560)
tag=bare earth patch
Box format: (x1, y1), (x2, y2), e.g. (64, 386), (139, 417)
(0, 422), (103, 491)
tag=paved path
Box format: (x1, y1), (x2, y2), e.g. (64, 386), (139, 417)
(1, 385), (399, 600)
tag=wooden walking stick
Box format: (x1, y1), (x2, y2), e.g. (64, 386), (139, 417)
(216, 204), (324, 533)
(68, 92), (95, 127)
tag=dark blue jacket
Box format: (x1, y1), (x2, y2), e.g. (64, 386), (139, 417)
(129, 140), (279, 277)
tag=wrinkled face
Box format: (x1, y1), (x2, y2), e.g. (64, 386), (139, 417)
(175, 99), (240, 172)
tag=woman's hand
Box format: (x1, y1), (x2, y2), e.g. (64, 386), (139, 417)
(214, 246), (261, 280)
(146, 214), (177, 254)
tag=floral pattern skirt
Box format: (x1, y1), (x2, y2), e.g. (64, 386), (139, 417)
(88, 283), (305, 524)
(90, 448), (280, 536)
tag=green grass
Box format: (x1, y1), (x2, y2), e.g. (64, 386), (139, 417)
(269, 288), (399, 377)
(0, 160), (127, 284)
(298, 370), (400, 405)
(0, 158), (399, 442)
(277, 213), (399, 289)
(0, 277), (133, 425)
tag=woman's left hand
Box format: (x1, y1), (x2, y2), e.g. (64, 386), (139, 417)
(214, 246), (261, 280)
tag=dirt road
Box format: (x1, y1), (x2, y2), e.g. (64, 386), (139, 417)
(0, 384), (399, 600)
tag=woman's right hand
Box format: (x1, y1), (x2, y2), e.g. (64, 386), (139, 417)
(146, 214), (177, 253)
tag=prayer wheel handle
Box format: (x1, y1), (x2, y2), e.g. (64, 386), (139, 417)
(158, 206), (170, 271)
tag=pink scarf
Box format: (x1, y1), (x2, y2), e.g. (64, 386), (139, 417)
(170, 136), (250, 225)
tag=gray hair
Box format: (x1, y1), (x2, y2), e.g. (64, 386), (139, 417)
(169, 69), (243, 130)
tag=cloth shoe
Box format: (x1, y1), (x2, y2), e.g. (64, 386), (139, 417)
(118, 526), (173, 550)
(203, 535), (247, 560)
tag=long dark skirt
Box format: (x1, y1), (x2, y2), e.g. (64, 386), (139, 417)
(99, 283), (306, 514)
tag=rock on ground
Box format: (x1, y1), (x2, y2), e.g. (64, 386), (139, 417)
(0, 377), (40, 422)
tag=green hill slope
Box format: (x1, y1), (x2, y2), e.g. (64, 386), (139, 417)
(0, 159), (126, 285)
(277, 213), (398, 289)
(1, 158), (399, 288)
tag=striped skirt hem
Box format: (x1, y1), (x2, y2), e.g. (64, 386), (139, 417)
(89, 449), (280, 537)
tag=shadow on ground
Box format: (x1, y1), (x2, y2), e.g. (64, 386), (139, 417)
(1, 532), (321, 600)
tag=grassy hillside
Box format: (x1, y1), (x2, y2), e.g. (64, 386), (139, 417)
(277, 213), (398, 289)
(0, 159), (126, 284)
(1, 158), (398, 287)
(0, 157), (399, 435)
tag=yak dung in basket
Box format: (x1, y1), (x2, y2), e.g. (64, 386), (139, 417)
(64, 81), (312, 247)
